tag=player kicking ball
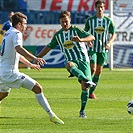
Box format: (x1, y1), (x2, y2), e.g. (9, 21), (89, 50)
(37, 11), (96, 118)
(0, 12), (64, 125)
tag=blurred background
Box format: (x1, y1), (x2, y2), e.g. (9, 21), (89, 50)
(0, 0), (132, 69)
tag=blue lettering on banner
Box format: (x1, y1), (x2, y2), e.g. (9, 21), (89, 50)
(36, 46), (65, 68)
(113, 45), (133, 68)
(35, 45), (133, 68)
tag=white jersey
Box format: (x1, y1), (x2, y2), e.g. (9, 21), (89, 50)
(0, 27), (22, 75)
(0, 27), (36, 91)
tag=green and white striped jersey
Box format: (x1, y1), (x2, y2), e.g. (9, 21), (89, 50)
(47, 25), (91, 62)
(84, 15), (116, 53)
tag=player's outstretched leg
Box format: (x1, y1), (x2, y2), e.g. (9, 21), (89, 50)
(32, 83), (64, 124)
(35, 92), (64, 124)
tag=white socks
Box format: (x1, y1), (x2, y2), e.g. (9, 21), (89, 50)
(35, 92), (55, 118)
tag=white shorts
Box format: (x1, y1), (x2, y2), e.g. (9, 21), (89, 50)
(0, 71), (36, 93)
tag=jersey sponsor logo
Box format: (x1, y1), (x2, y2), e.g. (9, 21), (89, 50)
(94, 26), (105, 34)
(63, 40), (74, 49)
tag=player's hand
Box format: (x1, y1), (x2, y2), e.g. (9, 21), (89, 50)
(71, 36), (81, 42)
(35, 58), (47, 66)
(87, 42), (93, 47)
(106, 43), (111, 50)
(30, 64), (41, 71)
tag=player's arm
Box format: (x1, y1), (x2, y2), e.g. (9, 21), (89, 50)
(16, 45), (36, 60)
(72, 26), (95, 43)
(19, 55), (41, 71)
(37, 46), (51, 58)
(15, 45), (46, 66)
(106, 19), (117, 50)
(71, 35), (95, 42)
(106, 33), (116, 50)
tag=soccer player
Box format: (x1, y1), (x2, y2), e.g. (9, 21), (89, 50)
(0, 11), (14, 35)
(37, 10), (96, 118)
(0, 12), (64, 125)
(84, 0), (116, 99)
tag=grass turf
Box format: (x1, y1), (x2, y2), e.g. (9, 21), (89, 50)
(0, 68), (133, 133)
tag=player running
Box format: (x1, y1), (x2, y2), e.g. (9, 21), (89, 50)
(0, 12), (64, 125)
(84, 0), (116, 99)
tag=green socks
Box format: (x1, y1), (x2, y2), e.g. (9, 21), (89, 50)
(80, 90), (89, 112)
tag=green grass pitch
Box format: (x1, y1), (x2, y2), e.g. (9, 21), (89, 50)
(0, 68), (133, 133)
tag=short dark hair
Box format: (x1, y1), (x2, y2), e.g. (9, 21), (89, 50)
(12, 12), (27, 27)
(59, 10), (70, 19)
(95, 0), (105, 7)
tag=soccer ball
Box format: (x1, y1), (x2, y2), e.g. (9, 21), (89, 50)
(127, 100), (133, 115)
